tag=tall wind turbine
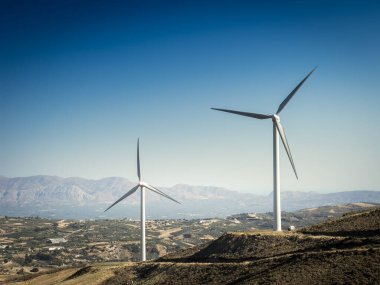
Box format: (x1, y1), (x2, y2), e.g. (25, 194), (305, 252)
(104, 138), (180, 261)
(211, 67), (317, 231)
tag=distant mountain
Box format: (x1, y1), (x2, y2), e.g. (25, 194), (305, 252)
(0, 175), (379, 219)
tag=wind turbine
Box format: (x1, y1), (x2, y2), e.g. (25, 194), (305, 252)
(211, 67), (317, 231)
(104, 138), (180, 261)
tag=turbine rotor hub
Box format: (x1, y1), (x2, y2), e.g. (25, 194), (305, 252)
(272, 114), (280, 122)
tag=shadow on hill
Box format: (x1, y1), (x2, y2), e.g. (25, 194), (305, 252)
(65, 266), (96, 281)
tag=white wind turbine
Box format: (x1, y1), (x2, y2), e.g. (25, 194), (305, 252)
(212, 67), (317, 231)
(104, 138), (180, 261)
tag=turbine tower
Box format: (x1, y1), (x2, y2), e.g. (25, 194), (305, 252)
(211, 67), (317, 231)
(104, 138), (180, 261)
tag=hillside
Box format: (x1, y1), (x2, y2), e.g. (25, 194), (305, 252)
(1, 175), (380, 219)
(300, 208), (380, 237)
(4, 207), (380, 284)
(159, 232), (347, 262)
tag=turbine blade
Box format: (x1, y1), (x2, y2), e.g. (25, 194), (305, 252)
(276, 66), (318, 114)
(146, 184), (174, 200)
(104, 185), (140, 212)
(211, 108), (271, 120)
(274, 120), (298, 179)
(137, 138), (141, 182)
(144, 184), (181, 204)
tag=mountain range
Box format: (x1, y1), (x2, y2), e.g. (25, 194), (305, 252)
(0, 175), (379, 219)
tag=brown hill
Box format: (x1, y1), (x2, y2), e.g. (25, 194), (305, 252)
(159, 232), (346, 262)
(300, 208), (380, 236)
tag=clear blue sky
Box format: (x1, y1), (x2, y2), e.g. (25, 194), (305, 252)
(1, 0), (379, 194)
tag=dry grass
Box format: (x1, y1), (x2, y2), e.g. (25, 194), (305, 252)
(57, 220), (70, 229)
(158, 227), (182, 239)
(3, 263), (134, 285)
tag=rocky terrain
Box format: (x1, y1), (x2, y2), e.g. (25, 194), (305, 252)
(1, 203), (379, 284)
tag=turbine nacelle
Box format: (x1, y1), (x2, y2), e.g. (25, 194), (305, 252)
(272, 114), (280, 122)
